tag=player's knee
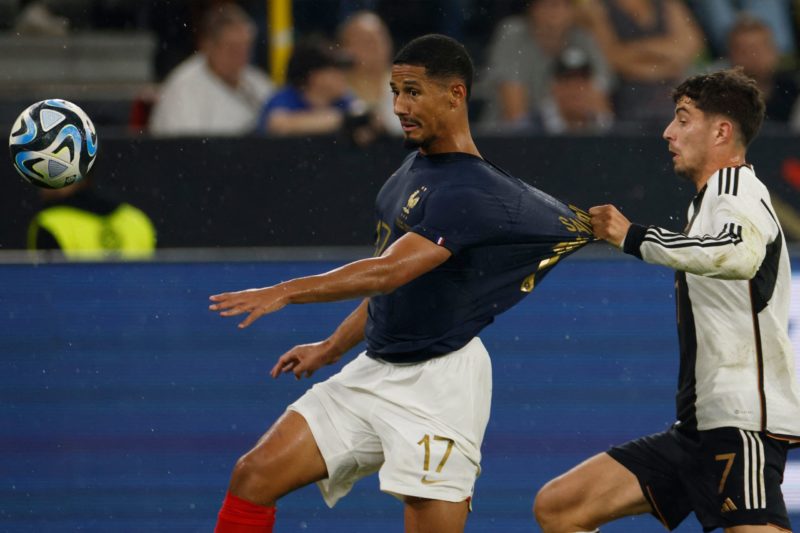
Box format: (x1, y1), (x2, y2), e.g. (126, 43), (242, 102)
(533, 479), (570, 531)
(533, 482), (556, 528)
(229, 452), (275, 502)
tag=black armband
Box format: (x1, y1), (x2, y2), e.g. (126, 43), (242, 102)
(623, 224), (648, 260)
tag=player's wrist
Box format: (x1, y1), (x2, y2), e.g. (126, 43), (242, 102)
(622, 224), (648, 259)
(320, 337), (347, 363)
(276, 279), (304, 305)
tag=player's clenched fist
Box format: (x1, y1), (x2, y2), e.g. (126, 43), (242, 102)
(589, 204), (631, 248)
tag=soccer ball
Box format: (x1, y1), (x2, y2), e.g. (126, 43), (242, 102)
(8, 99), (98, 189)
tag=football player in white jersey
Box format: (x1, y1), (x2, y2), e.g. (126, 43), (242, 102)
(534, 68), (800, 532)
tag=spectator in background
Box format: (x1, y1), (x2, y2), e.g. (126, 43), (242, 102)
(724, 15), (800, 129)
(478, 0), (611, 131)
(337, 11), (402, 136)
(148, 2), (273, 137)
(579, 0), (703, 128)
(258, 38), (368, 137)
(28, 178), (156, 261)
(531, 46), (614, 135)
(688, 0), (795, 58)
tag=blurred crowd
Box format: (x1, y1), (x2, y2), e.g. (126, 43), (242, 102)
(4, 0), (800, 139)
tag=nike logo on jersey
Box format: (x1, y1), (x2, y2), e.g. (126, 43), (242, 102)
(420, 475), (442, 485)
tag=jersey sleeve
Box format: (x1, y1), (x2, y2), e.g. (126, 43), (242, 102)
(622, 176), (779, 280)
(410, 185), (503, 254)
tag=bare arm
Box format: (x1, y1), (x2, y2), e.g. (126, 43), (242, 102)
(269, 298), (369, 379)
(209, 231), (452, 328)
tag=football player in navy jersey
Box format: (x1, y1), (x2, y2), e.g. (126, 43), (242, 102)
(209, 34), (591, 533)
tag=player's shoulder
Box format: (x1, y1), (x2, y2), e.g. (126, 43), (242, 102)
(707, 164), (766, 199)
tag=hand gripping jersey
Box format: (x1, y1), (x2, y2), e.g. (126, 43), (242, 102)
(365, 151), (592, 363)
(623, 165), (800, 440)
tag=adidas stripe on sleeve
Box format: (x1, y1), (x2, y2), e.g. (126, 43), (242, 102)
(623, 167), (777, 280)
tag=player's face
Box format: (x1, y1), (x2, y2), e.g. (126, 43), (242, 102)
(390, 64), (454, 152)
(663, 96), (714, 180)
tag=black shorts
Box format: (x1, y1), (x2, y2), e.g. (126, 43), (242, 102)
(607, 425), (791, 532)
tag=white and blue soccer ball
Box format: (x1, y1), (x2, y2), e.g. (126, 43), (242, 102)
(8, 99), (98, 189)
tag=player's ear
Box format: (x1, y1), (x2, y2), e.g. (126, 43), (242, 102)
(449, 83), (467, 109)
(714, 118), (735, 146)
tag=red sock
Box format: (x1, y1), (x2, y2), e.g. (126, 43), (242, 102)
(215, 492), (276, 533)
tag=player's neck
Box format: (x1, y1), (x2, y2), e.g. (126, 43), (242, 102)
(420, 126), (481, 158)
(693, 150), (747, 192)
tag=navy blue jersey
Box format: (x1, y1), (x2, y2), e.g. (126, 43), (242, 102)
(365, 151), (592, 362)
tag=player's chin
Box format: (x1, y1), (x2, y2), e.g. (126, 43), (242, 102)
(403, 134), (424, 149)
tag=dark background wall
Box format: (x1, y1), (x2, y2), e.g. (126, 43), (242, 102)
(3, 134), (800, 249)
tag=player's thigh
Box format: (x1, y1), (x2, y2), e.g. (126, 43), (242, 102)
(230, 410), (328, 503)
(535, 452), (651, 522)
(403, 496), (469, 533)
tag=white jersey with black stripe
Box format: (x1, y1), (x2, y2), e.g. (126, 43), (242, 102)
(623, 165), (800, 440)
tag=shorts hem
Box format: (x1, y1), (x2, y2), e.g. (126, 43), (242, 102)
(380, 483), (472, 503)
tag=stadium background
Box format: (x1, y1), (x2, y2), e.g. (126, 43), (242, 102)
(2, 252), (799, 532)
(3, 0), (800, 529)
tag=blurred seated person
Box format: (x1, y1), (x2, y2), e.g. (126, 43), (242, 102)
(532, 47), (614, 134)
(337, 11), (402, 135)
(688, 0), (795, 57)
(579, 0), (703, 127)
(259, 39), (367, 137)
(149, 2), (273, 137)
(479, 0), (612, 130)
(28, 178), (156, 261)
(723, 15), (800, 129)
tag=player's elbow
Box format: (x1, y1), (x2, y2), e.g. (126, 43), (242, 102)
(730, 262), (759, 280)
(713, 248), (761, 280)
(372, 268), (407, 294)
(370, 260), (414, 295)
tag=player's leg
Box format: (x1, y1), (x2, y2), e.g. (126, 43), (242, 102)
(533, 452), (652, 533)
(228, 410), (328, 503)
(216, 410), (328, 532)
(403, 496), (470, 533)
(536, 428), (695, 533)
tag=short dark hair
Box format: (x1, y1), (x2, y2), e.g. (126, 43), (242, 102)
(393, 34), (473, 99)
(671, 68), (765, 146)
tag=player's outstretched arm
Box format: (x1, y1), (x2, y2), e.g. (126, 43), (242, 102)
(271, 298), (369, 380)
(591, 196), (773, 280)
(209, 232), (452, 328)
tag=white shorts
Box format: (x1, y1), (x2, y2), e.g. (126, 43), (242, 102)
(287, 337), (492, 507)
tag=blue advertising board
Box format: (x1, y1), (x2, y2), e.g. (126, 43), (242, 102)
(1, 256), (798, 532)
